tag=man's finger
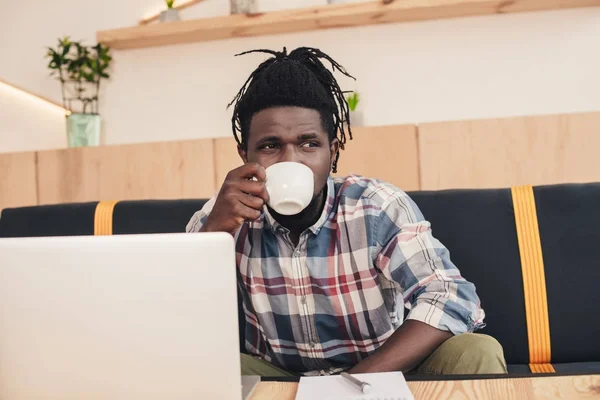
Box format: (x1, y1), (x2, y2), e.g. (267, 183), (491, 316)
(228, 163), (266, 181)
(238, 192), (265, 211)
(236, 180), (270, 203)
(234, 202), (262, 221)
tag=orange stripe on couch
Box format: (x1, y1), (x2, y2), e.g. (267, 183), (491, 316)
(511, 186), (554, 374)
(94, 201), (119, 236)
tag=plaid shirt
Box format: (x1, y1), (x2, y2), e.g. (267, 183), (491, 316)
(187, 175), (485, 375)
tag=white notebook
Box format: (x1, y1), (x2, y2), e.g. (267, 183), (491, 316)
(295, 372), (414, 400)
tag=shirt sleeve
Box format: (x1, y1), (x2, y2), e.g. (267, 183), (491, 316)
(373, 191), (485, 335)
(185, 197), (217, 233)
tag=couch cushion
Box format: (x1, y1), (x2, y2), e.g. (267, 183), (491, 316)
(534, 183), (600, 364)
(552, 362), (600, 374)
(508, 361), (600, 375)
(112, 200), (208, 234)
(0, 202), (98, 238)
(0, 200), (208, 238)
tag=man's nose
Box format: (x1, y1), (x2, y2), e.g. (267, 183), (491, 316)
(279, 145), (300, 163)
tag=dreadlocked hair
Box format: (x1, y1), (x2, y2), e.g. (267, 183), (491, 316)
(228, 47), (355, 173)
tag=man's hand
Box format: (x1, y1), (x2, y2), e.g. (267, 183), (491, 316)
(201, 163), (269, 236)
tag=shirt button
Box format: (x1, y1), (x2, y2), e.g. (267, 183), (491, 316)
(294, 250), (300, 257)
(309, 341), (316, 348)
(301, 296), (307, 304)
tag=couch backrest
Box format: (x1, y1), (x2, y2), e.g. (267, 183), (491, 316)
(0, 200), (207, 237)
(2, 184), (599, 369)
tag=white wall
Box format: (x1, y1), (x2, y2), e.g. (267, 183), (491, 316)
(0, 81), (68, 151)
(1, 0), (599, 153)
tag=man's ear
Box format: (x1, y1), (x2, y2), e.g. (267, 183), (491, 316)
(329, 138), (340, 171)
(238, 145), (248, 164)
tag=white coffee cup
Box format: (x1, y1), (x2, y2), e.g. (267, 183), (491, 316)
(265, 162), (314, 216)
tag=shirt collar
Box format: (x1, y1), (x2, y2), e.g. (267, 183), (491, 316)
(263, 176), (335, 236)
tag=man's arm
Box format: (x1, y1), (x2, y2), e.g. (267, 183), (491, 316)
(348, 320), (451, 373)
(349, 191), (484, 373)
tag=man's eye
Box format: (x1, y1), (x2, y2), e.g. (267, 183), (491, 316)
(260, 143), (278, 150)
(301, 141), (319, 148)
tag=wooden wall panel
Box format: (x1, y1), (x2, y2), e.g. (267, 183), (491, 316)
(335, 125), (420, 191)
(418, 112), (600, 190)
(0, 152), (38, 211)
(214, 137), (242, 189)
(4, 111), (596, 210)
(37, 139), (215, 205)
(213, 125), (420, 192)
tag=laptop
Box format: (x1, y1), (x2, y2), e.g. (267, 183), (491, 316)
(0, 233), (253, 400)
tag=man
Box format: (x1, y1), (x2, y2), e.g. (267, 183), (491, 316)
(187, 47), (506, 376)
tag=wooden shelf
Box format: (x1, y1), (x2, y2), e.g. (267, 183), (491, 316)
(97, 0), (600, 49)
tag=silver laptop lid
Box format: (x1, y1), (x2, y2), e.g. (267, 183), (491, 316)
(0, 233), (241, 400)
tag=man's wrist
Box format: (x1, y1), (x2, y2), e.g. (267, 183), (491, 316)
(199, 218), (216, 233)
(199, 218), (236, 236)
(348, 352), (396, 374)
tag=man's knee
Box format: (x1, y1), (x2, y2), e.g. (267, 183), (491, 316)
(445, 333), (507, 374)
(456, 333), (503, 354)
(417, 333), (507, 375)
(451, 333), (502, 353)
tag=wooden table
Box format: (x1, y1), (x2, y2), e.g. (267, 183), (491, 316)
(249, 374), (600, 400)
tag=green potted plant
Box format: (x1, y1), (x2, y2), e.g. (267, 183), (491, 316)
(160, 0), (181, 22)
(45, 36), (111, 147)
(346, 91), (363, 126)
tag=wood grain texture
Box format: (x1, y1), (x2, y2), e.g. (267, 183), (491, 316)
(249, 382), (297, 400)
(0, 152), (38, 211)
(213, 137), (242, 189)
(213, 125), (420, 192)
(335, 124), (420, 191)
(250, 375), (600, 400)
(97, 0), (600, 49)
(418, 112), (600, 190)
(36, 140), (215, 205)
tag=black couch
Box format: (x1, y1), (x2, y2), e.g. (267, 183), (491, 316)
(2, 183), (599, 375)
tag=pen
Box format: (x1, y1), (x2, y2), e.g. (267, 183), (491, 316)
(340, 372), (372, 394)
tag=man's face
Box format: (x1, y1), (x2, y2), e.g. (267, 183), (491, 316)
(238, 106), (339, 197)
